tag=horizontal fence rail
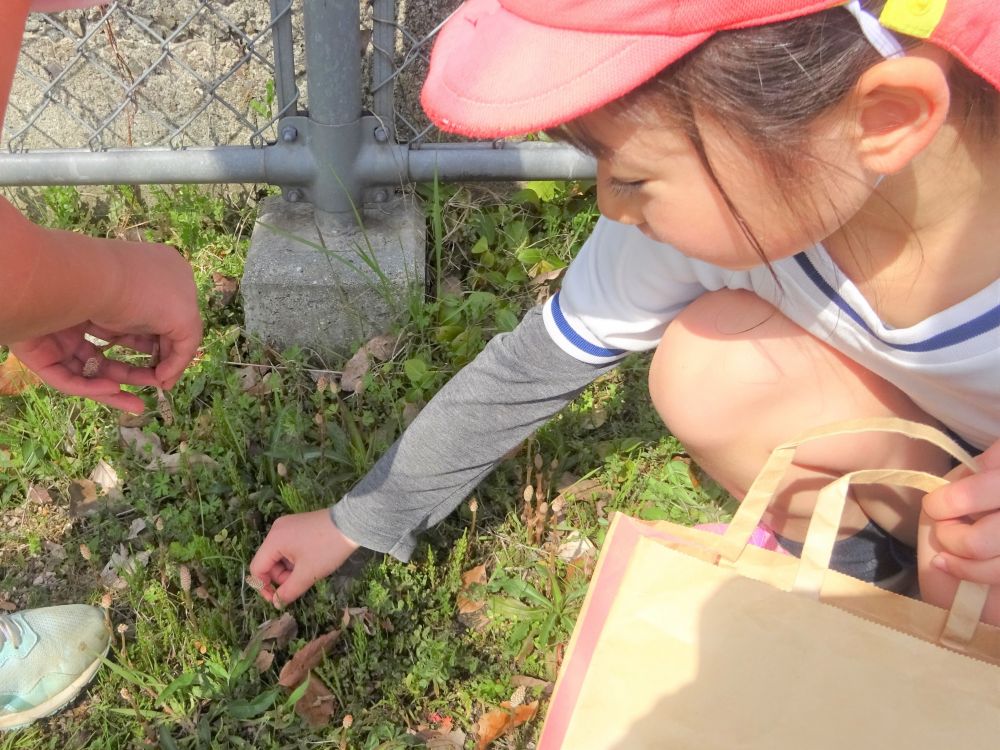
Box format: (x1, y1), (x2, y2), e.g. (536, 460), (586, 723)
(0, 0), (596, 204)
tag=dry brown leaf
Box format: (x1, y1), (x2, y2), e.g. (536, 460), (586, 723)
(119, 426), (164, 460)
(364, 333), (396, 362)
(415, 727), (468, 749)
(339, 334), (396, 393)
(474, 701), (539, 750)
(556, 531), (597, 564)
(237, 365), (272, 397)
(211, 272), (240, 307)
(257, 612), (298, 649)
(278, 628), (342, 689)
(89, 459), (124, 504)
(528, 267), (566, 287)
(68, 479), (101, 518)
(457, 564), (490, 631)
(456, 564), (487, 614)
(294, 672), (337, 728)
(553, 475), (613, 506)
(0, 355), (41, 397)
(117, 411), (153, 428)
(126, 518), (147, 540)
(254, 649), (275, 673)
(100, 545), (151, 589)
(339, 350), (370, 394)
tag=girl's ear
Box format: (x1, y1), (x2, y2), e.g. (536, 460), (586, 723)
(853, 51), (952, 175)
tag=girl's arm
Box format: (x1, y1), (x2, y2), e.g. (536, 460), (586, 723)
(249, 305), (623, 606)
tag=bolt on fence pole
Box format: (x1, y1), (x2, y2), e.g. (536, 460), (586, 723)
(299, 0), (364, 215)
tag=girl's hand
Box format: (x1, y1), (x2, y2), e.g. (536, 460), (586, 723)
(249, 510), (360, 608)
(919, 439), (1000, 625)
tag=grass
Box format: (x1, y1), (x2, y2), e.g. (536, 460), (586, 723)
(0, 181), (732, 749)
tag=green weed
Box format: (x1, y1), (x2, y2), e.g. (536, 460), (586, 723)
(0, 182), (729, 748)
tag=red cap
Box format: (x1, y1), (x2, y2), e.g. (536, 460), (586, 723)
(421, 0), (1000, 138)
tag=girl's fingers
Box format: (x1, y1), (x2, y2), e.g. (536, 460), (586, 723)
(932, 512), (1000, 560)
(933, 551), (1000, 585)
(249, 538), (290, 583)
(922, 470), (1000, 521)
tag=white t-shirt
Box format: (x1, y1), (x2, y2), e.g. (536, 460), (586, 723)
(543, 217), (1000, 451)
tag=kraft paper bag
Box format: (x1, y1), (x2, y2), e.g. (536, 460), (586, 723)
(538, 419), (1000, 750)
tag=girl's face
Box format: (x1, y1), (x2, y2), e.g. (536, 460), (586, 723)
(583, 109), (873, 269)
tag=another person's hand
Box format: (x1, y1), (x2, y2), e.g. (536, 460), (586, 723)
(10, 239), (202, 412)
(249, 510), (360, 608)
(11, 324), (160, 413)
(919, 439), (1000, 626)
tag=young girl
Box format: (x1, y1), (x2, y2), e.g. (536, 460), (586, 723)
(251, 0), (1000, 624)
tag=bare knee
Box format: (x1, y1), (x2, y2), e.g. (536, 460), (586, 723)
(649, 289), (794, 454)
(647, 289), (946, 538)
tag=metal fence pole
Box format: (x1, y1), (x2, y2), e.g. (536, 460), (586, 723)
(269, 0), (299, 120)
(291, 0), (364, 215)
(371, 0), (397, 144)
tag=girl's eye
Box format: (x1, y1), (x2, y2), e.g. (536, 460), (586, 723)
(607, 178), (646, 196)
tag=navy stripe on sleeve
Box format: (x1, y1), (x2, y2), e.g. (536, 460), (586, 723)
(550, 292), (627, 359)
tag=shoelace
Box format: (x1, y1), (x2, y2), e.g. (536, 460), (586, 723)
(0, 613), (22, 650)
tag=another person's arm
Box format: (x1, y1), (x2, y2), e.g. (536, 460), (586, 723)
(3, 197), (202, 411)
(1, 1), (202, 411)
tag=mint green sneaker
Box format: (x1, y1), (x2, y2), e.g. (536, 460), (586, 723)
(0, 604), (111, 731)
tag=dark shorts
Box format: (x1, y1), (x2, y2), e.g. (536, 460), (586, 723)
(774, 519), (916, 586)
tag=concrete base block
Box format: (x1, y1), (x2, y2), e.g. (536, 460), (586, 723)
(242, 195), (425, 358)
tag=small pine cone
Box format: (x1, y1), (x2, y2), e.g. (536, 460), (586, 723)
(178, 565), (191, 593)
(509, 684), (527, 707)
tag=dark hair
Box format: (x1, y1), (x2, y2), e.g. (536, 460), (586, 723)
(551, 1), (999, 262)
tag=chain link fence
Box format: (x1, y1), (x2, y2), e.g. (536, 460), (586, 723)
(0, 1), (593, 199)
(4, 0), (471, 154)
(7, 0), (296, 152)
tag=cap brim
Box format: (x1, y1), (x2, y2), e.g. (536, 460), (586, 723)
(421, 0), (709, 139)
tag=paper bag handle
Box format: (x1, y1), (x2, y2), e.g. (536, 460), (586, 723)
(715, 417), (989, 646)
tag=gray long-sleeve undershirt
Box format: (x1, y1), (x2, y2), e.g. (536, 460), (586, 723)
(329, 304), (622, 561)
